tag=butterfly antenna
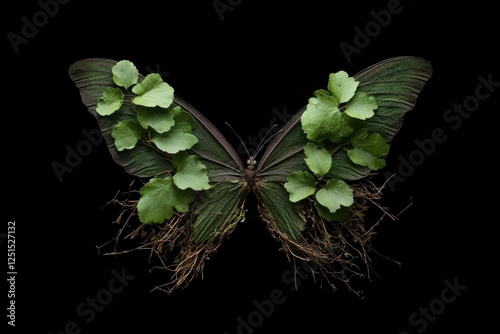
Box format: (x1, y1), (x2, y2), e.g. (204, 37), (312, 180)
(253, 124), (283, 158)
(225, 122), (251, 158)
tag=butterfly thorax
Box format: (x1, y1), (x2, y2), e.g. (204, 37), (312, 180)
(242, 156), (260, 191)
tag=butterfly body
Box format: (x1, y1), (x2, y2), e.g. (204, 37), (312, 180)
(241, 157), (260, 191)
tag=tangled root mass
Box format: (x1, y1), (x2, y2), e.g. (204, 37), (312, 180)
(100, 178), (397, 294)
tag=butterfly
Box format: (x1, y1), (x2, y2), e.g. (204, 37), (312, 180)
(69, 56), (432, 293)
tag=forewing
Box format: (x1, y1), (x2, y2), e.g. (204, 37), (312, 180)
(257, 56), (432, 182)
(69, 58), (244, 181)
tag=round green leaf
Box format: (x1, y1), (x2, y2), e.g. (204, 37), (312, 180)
(172, 152), (210, 191)
(350, 128), (389, 157)
(95, 87), (124, 116)
(137, 106), (175, 133)
(132, 73), (174, 108)
(137, 176), (194, 224)
(315, 179), (353, 214)
(304, 142), (332, 177)
(301, 90), (360, 143)
(344, 92), (378, 120)
(328, 71), (359, 104)
(347, 128), (389, 170)
(284, 170), (316, 202)
(112, 60), (138, 89)
(347, 148), (386, 170)
(151, 109), (198, 154)
(111, 120), (147, 151)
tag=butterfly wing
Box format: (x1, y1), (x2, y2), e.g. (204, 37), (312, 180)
(255, 56), (433, 240)
(69, 58), (246, 243)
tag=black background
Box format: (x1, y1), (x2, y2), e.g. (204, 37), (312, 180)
(4, 0), (498, 333)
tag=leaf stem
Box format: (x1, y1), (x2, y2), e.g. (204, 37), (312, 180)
(330, 142), (348, 156)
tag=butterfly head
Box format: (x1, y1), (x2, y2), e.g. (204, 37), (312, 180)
(246, 156), (258, 170)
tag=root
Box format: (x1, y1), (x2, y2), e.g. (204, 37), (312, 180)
(97, 186), (236, 294)
(259, 178), (398, 296)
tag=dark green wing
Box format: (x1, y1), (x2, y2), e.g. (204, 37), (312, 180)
(69, 58), (246, 242)
(255, 56), (433, 240)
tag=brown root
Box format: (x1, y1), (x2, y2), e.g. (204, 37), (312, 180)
(98, 186), (237, 294)
(259, 178), (397, 296)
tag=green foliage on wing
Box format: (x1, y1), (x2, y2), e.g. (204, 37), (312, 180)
(303, 142), (332, 177)
(285, 70), (390, 222)
(284, 170), (316, 202)
(136, 106), (176, 133)
(315, 179), (353, 214)
(137, 176), (194, 223)
(96, 87), (124, 116)
(132, 73), (174, 108)
(112, 60), (138, 89)
(172, 151), (210, 191)
(150, 108), (199, 154)
(93, 60), (209, 226)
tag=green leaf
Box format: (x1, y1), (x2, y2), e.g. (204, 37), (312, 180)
(347, 128), (389, 170)
(172, 151), (210, 191)
(315, 201), (350, 222)
(136, 106), (175, 133)
(111, 120), (147, 151)
(137, 177), (194, 224)
(303, 142), (332, 177)
(95, 87), (124, 116)
(284, 171), (316, 202)
(315, 179), (353, 214)
(112, 60), (138, 89)
(301, 90), (361, 143)
(328, 71), (359, 104)
(347, 149), (386, 170)
(132, 73), (174, 108)
(344, 92), (378, 120)
(151, 109), (198, 154)
(350, 128), (388, 156)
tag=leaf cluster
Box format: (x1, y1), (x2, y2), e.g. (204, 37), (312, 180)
(285, 71), (389, 221)
(95, 60), (209, 224)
